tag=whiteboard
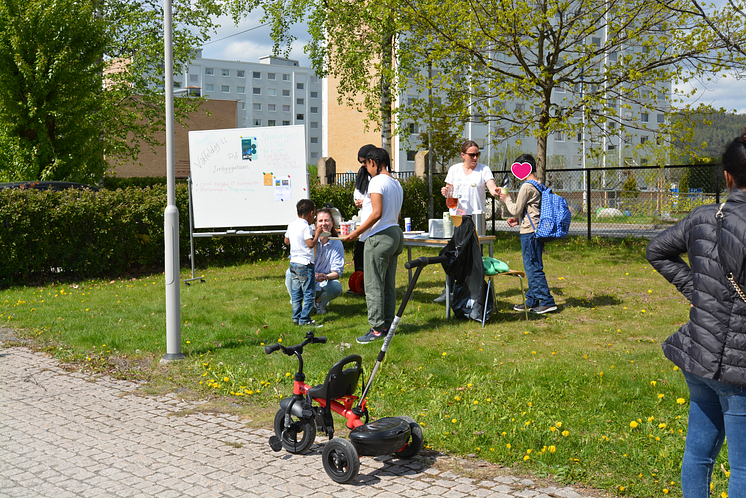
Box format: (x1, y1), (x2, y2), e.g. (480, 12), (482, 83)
(188, 125), (309, 229)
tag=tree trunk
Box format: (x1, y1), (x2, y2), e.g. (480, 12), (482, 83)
(380, 25), (394, 158)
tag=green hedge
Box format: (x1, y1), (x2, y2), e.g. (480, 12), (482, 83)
(0, 176), (444, 286)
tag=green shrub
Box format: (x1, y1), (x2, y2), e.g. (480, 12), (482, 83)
(0, 176), (442, 285)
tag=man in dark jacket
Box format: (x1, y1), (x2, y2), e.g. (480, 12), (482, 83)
(646, 133), (746, 498)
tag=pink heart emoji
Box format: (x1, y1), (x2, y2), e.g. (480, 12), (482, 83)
(511, 162), (532, 180)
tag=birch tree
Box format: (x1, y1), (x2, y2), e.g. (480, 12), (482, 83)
(395, 0), (742, 180)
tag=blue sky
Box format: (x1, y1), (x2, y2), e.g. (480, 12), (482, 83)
(201, 15), (746, 115)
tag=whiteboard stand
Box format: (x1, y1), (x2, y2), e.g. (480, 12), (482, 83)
(184, 177), (206, 286)
(183, 177), (287, 285)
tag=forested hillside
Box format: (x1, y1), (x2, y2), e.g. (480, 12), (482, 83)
(676, 112), (746, 159)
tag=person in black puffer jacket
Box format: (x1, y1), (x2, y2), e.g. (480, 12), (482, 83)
(646, 131), (746, 498)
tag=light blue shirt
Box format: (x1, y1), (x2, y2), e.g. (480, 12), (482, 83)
(314, 239), (345, 291)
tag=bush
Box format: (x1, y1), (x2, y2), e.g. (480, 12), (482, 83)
(0, 176), (441, 286)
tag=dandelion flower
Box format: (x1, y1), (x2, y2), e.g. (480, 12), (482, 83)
(548, 445), (556, 453)
(659, 423), (667, 429)
(452, 418), (457, 423)
(523, 455), (530, 461)
(677, 398), (686, 405)
(506, 443), (511, 449)
(658, 393), (665, 399)
(562, 430), (569, 437)
(630, 421), (639, 428)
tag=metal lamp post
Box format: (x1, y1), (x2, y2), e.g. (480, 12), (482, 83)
(161, 0), (184, 363)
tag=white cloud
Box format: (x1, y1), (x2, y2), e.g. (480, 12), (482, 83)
(676, 74), (746, 114)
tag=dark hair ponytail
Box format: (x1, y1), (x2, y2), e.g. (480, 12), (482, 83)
(722, 129), (746, 189)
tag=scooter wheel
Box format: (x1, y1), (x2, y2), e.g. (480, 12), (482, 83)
(273, 408), (316, 454)
(322, 438), (360, 483)
(394, 416), (423, 458)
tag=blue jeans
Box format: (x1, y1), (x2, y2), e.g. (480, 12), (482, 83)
(289, 262), (315, 323)
(681, 371), (746, 498)
(520, 233), (555, 308)
(285, 269), (343, 307)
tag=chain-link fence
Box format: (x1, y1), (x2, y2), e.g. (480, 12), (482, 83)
(487, 164), (724, 239)
(335, 171), (416, 185)
(334, 164), (723, 239)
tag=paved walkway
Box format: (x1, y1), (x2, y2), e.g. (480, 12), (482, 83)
(0, 344), (609, 498)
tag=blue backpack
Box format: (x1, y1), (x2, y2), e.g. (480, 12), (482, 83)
(523, 180), (571, 241)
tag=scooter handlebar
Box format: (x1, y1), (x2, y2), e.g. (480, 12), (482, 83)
(313, 335), (327, 344)
(405, 255), (448, 269)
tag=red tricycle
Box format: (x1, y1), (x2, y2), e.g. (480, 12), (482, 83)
(265, 255), (446, 482)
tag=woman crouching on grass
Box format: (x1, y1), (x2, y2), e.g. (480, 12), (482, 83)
(342, 147), (403, 344)
(646, 131), (746, 498)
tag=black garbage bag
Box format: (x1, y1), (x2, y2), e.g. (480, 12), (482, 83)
(438, 217), (494, 322)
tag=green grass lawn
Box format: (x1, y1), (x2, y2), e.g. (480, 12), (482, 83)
(0, 234), (731, 497)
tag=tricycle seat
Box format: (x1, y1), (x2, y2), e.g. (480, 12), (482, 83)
(308, 354), (362, 401)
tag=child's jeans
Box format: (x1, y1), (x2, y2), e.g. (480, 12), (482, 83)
(289, 262), (315, 323)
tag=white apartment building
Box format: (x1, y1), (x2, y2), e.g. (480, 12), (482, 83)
(175, 51), (324, 164)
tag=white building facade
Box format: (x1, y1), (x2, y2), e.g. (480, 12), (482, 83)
(175, 51), (324, 165)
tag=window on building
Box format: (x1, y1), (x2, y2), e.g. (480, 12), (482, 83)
(296, 82), (304, 90)
(282, 105), (290, 112)
(310, 122), (318, 129)
(554, 131), (564, 142)
(296, 98), (304, 105)
(237, 70), (245, 78)
(608, 144), (616, 150)
(268, 120), (276, 126)
(237, 86), (245, 94)
(515, 103), (524, 112)
(408, 123), (418, 134)
(576, 132), (583, 142)
(311, 152), (318, 159)
(221, 69), (230, 76)
(282, 89), (291, 97)
(268, 104), (276, 111)
(253, 71), (261, 79)
(268, 73), (276, 80)
(641, 158), (649, 165)
(311, 76), (318, 83)
(173, 81), (181, 88)
(591, 37), (601, 47)
(641, 136), (649, 144)
(657, 114), (665, 123)
(221, 85), (230, 93)
(282, 74), (290, 81)
(241, 102), (245, 110)
(205, 67), (214, 75)
(310, 107), (318, 114)
(205, 84), (214, 92)
(296, 113), (304, 121)
(253, 87), (261, 95)
(253, 119), (261, 126)
(282, 120), (290, 126)
(268, 88), (276, 96)
(641, 112), (649, 123)
(310, 137), (318, 144)
(406, 151), (416, 162)
(189, 74), (198, 82)
(310, 91), (318, 98)
(253, 103), (261, 111)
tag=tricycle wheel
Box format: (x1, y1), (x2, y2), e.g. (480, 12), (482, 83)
(394, 416), (423, 458)
(322, 438), (360, 483)
(273, 408), (316, 454)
